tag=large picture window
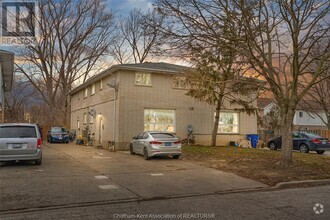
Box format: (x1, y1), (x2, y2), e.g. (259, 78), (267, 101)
(135, 73), (151, 86)
(217, 112), (239, 134)
(144, 109), (175, 132)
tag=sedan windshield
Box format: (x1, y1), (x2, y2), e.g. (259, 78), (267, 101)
(51, 127), (66, 133)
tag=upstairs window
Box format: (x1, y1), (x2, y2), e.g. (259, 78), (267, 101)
(91, 83), (96, 95)
(84, 88), (88, 98)
(99, 79), (103, 90)
(299, 112), (303, 118)
(173, 76), (187, 89)
(135, 73), (151, 86)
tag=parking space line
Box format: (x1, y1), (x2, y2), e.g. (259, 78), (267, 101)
(92, 156), (112, 159)
(150, 173), (164, 176)
(95, 175), (108, 179)
(98, 185), (119, 190)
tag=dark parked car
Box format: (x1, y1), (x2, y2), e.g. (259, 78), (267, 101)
(0, 123), (42, 165)
(47, 127), (69, 143)
(267, 132), (330, 154)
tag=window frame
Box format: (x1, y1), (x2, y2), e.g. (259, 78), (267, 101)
(173, 76), (188, 89)
(83, 113), (87, 124)
(99, 79), (103, 90)
(144, 109), (176, 133)
(91, 83), (96, 95)
(217, 112), (240, 134)
(135, 73), (151, 86)
(84, 88), (88, 98)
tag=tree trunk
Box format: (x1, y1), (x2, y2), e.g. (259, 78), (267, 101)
(279, 109), (295, 166)
(211, 98), (223, 147)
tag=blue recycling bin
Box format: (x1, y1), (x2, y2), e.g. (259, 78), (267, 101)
(247, 134), (259, 148)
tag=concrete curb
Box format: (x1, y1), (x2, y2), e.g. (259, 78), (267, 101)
(273, 179), (330, 189)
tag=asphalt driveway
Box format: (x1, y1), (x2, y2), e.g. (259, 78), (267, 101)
(0, 142), (266, 212)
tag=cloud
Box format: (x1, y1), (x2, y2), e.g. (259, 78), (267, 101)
(106, 0), (155, 17)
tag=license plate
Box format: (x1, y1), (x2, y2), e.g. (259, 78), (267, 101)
(12, 144), (22, 149)
(165, 142), (171, 146)
(322, 141), (326, 144)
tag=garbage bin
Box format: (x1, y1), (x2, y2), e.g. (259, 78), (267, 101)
(246, 134), (259, 148)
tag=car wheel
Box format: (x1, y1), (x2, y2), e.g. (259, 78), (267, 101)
(35, 156), (42, 165)
(268, 142), (277, 150)
(129, 144), (135, 155)
(316, 150), (325, 154)
(299, 144), (309, 153)
(143, 148), (150, 160)
(173, 155), (180, 159)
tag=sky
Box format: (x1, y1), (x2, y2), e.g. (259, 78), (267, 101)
(105, 0), (155, 16)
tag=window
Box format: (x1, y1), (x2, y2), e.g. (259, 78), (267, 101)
(90, 114), (94, 124)
(84, 88), (88, 98)
(135, 73), (151, 86)
(144, 109), (175, 132)
(173, 76), (187, 89)
(217, 112), (239, 134)
(77, 120), (80, 130)
(0, 126), (36, 138)
(83, 113), (87, 124)
(78, 91), (80, 100)
(99, 79), (103, 90)
(299, 112), (303, 117)
(91, 83), (95, 95)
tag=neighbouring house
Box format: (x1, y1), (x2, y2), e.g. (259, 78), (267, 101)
(258, 98), (328, 131)
(69, 62), (258, 150)
(0, 50), (14, 123)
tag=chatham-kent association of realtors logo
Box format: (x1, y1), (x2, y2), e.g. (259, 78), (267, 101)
(0, 0), (36, 45)
(313, 203), (324, 215)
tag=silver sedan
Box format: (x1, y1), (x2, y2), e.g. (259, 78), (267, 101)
(130, 132), (182, 160)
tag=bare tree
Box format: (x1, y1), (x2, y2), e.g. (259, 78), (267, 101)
(156, 0), (260, 146)
(110, 8), (165, 64)
(302, 79), (330, 130)
(232, 0), (330, 165)
(15, 0), (115, 126)
(5, 75), (38, 123)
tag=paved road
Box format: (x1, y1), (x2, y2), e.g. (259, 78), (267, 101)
(0, 142), (328, 219)
(1, 185), (329, 220)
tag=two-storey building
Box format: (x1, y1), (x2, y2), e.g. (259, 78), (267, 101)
(69, 62), (258, 150)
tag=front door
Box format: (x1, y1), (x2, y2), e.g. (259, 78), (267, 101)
(99, 117), (103, 144)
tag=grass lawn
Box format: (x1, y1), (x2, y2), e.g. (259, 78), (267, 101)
(181, 146), (330, 186)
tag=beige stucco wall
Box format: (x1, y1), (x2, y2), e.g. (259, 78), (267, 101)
(117, 70), (257, 149)
(70, 75), (118, 149)
(70, 69), (258, 150)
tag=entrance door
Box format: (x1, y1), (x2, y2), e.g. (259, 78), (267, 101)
(99, 117), (103, 144)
